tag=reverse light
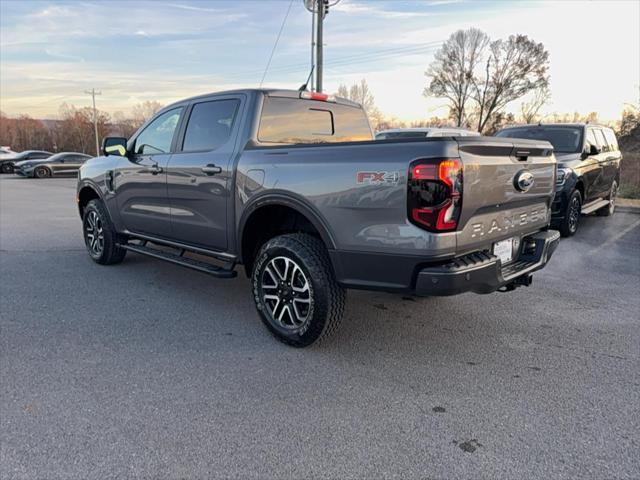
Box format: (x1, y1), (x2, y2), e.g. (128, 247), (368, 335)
(408, 158), (463, 232)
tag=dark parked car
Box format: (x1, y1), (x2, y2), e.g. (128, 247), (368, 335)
(496, 124), (621, 236)
(77, 88), (559, 347)
(0, 150), (52, 174)
(14, 152), (92, 178)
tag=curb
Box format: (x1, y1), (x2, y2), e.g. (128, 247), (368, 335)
(617, 198), (640, 214)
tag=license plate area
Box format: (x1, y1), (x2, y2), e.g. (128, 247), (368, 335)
(493, 237), (514, 265)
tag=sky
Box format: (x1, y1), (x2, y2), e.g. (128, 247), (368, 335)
(1, 0), (639, 122)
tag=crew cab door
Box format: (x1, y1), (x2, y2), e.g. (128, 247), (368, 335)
(581, 128), (605, 202)
(166, 96), (242, 251)
(115, 107), (184, 238)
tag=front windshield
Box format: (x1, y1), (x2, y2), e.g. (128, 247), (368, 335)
(497, 127), (583, 153)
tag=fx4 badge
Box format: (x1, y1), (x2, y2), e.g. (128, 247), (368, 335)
(356, 171), (399, 185)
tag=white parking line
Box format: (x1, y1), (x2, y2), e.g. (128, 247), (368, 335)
(588, 217), (640, 254)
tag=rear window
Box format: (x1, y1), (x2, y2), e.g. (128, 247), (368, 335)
(496, 127), (583, 154)
(258, 97), (372, 144)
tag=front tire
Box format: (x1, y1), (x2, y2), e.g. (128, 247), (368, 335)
(82, 199), (127, 265)
(251, 233), (345, 347)
(596, 180), (617, 217)
(559, 189), (582, 237)
(1, 163), (14, 174)
(34, 166), (51, 178)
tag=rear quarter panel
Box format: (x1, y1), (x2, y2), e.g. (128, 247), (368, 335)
(236, 140), (460, 258)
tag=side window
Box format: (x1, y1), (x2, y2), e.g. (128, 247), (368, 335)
(134, 108), (182, 155)
(182, 99), (240, 152)
(594, 129), (609, 152)
(585, 129), (598, 151)
(603, 129), (618, 152)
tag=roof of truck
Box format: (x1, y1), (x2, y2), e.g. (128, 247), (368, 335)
(164, 88), (361, 109)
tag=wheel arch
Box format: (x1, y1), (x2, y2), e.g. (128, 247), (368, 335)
(238, 193), (336, 276)
(77, 183), (102, 218)
(574, 178), (585, 200)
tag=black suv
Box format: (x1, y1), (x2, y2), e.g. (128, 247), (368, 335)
(496, 124), (621, 236)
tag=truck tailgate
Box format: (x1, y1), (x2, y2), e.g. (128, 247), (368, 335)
(455, 137), (556, 253)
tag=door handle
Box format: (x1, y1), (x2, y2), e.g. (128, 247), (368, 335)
(202, 164), (222, 175)
(148, 165), (163, 175)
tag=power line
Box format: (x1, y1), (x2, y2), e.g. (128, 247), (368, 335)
(259, 0), (295, 88)
(226, 41), (443, 82)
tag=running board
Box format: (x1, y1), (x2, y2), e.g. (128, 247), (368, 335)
(119, 243), (237, 278)
(581, 199), (610, 215)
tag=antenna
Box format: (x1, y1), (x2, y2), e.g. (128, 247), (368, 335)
(299, 66), (315, 91)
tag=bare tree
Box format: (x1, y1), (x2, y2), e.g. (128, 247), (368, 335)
(336, 79), (383, 129)
(520, 86), (551, 124)
(0, 113), (53, 151)
(54, 104), (111, 154)
(471, 34), (549, 133)
(131, 101), (164, 126)
(424, 28), (489, 127)
(111, 111), (140, 139)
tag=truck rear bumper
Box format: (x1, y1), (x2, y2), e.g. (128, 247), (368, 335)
(330, 230), (560, 296)
(414, 230), (560, 296)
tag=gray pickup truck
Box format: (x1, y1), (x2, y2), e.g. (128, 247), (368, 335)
(77, 88), (559, 347)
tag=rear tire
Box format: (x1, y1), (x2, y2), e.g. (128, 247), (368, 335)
(251, 233), (345, 347)
(34, 166), (51, 178)
(596, 180), (617, 217)
(82, 199), (127, 265)
(559, 189), (582, 237)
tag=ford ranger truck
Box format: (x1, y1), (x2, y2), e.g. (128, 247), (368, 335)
(77, 89), (560, 347)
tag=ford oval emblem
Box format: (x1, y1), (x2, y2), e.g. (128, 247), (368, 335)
(514, 170), (535, 192)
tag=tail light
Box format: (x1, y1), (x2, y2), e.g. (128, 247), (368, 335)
(408, 158), (463, 232)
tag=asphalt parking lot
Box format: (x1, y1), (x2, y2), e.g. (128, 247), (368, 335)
(1, 175), (639, 480)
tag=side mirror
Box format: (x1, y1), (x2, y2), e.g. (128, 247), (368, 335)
(102, 137), (128, 157)
(582, 144), (600, 159)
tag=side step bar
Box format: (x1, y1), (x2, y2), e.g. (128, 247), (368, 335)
(581, 198), (610, 215)
(119, 243), (237, 278)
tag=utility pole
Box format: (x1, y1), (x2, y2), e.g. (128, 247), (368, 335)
(305, 0), (340, 93)
(315, 0), (324, 92)
(84, 88), (102, 156)
(310, 5), (316, 91)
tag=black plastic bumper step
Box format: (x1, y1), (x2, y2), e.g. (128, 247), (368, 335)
(120, 243), (237, 278)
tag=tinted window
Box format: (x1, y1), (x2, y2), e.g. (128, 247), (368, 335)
(593, 129), (609, 152)
(496, 127), (583, 153)
(258, 97), (371, 144)
(134, 108), (182, 155)
(30, 153), (50, 159)
(603, 129), (618, 151)
(586, 129), (597, 146)
(182, 99), (239, 152)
